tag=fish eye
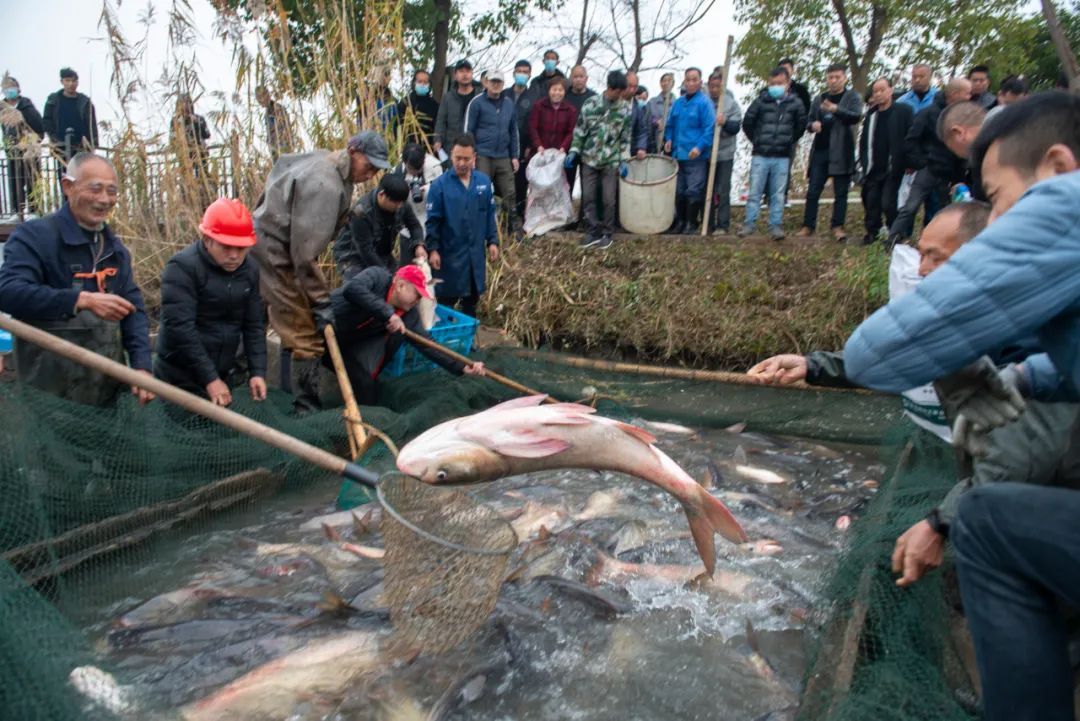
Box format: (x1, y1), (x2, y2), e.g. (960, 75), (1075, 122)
(435, 470), (448, 482)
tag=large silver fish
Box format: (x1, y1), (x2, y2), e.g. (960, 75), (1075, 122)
(397, 395), (748, 576)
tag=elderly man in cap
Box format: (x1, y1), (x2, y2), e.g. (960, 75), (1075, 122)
(252, 130), (389, 413)
(322, 264), (487, 405)
(0, 152), (153, 406)
(155, 198), (267, 407)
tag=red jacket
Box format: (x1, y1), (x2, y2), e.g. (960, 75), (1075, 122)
(528, 97), (578, 154)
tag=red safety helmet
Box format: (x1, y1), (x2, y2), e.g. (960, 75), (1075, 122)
(199, 198), (257, 247)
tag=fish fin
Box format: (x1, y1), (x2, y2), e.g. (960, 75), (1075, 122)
(614, 421), (657, 446)
(745, 618), (760, 654)
(486, 395), (551, 411)
(351, 512), (367, 536)
(322, 523), (341, 542)
(549, 401), (599, 414)
(685, 509), (718, 577)
(488, 432), (571, 458)
(698, 484), (750, 544)
(734, 445), (748, 465)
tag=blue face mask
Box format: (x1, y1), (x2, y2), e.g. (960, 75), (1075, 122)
(514, 73), (529, 87)
(415, 84), (430, 96)
(2, 88), (17, 101)
(767, 85), (785, 99)
(544, 60), (557, 73)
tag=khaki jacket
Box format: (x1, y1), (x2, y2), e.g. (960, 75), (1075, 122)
(252, 149), (354, 307)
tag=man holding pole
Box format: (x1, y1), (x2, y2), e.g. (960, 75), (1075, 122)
(706, 64), (741, 235)
(318, 265), (486, 405)
(663, 67), (715, 235)
(252, 130), (390, 414)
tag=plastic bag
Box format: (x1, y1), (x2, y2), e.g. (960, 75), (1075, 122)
(896, 172), (915, 208)
(523, 149), (573, 236)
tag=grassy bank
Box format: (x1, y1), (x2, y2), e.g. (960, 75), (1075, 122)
(484, 209), (891, 371)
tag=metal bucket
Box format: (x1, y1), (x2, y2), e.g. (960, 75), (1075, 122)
(618, 155), (678, 235)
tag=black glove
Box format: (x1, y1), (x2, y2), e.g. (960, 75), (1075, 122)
(313, 304), (335, 335)
(934, 357), (1027, 458)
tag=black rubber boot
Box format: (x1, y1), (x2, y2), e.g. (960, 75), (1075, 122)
(290, 356), (324, 415)
(685, 201), (703, 235)
(667, 198), (686, 234)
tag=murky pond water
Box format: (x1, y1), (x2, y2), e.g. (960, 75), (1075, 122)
(75, 419), (883, 721)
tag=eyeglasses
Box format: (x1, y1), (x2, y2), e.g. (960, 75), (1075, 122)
(63, 177), (119, 197)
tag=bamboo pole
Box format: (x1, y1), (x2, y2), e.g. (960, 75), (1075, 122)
(508, 349), (882, 396)
(701, 35), (735, 237)
(324, 325), (370, 458)
(400, 328), (560, 402)
(0, 315), (377, 486)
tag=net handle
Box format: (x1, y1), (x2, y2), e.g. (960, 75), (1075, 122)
(0, 315), (380, 489)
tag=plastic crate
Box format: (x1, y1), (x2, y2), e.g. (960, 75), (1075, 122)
(382, 304), (479, 377)
(0, 329), (10, 354)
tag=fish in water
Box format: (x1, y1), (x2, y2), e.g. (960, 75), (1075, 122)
(533, 574), (633, 617)
(742, 620), (799, 704)
(180, 629), (386, 721)
(641, 420), (697, 435)
(114, 583), (231, 629)
(510, 499), (572, 540)
(396, 395), (748, 576)
(587, 551), (756, 596)
(415, 257), (441, 330)
(574, 489), (625, 522)
(731, 447), (789, 485)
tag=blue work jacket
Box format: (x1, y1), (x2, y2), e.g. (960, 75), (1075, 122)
(424, 170), (498, 299)
(664, 90), (716, 160)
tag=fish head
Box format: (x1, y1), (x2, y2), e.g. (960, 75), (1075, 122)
(396, 425), (509, 484)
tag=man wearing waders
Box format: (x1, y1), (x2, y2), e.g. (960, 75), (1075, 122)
(0, 152), (154, 406)
(252, 130), (389, 413)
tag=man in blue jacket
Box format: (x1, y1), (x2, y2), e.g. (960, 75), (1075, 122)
(466, 71), (520, 229)
(0, 153), (153, 406)
(663, 67), (715, 234)
(843, 92), (1080, 721)
(424, 133), (499, 319)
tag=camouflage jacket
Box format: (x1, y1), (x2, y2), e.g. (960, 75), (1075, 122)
(569, 94), (632, 169)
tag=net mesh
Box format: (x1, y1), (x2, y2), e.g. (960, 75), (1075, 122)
(0, 346), (975, 720)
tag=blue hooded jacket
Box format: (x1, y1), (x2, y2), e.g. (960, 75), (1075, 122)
(663, 90), (716, 160)
(844, 171), (1080, 401)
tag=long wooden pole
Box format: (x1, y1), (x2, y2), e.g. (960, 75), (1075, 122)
(509, 349), (881, 395)
(323, 325), (369, 458)
(400, 328), (560, 403)
(0, 315), (378, 487)
(701, 35), (735, 237)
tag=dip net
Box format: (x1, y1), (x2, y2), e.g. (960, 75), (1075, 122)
(0, 345), (974, 720)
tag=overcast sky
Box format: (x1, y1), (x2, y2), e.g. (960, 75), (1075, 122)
(3, 0), (744, 145)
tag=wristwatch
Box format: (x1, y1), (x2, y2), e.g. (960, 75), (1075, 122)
(925, 508), (950, 539)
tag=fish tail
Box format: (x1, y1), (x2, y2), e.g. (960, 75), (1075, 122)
(683, 487), (749, 573)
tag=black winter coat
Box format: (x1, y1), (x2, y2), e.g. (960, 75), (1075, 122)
(807, 88), (863, 176)
(334, 188), (425, 279)
(397, 91), (440, 148)
(904, 94), (966, 183)
(41, 91), (98, 149)
(858, 102), (914, 178)
(330, 266), (464, 377)
(742, 90), (807, 157)
(2, 96), (45, 149)
(155, 241), (267, 393)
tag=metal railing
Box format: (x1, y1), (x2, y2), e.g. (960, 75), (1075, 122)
(0, 137), (243, 222)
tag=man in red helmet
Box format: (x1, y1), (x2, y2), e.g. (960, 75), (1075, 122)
(155, 198), (267, 406)
(321, 264), (486, 405)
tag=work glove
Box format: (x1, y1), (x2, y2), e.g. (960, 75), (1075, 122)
(619, 162), (629, 178)
(564, 152), (579, 170)
(934, 357), (1027, 458)
(313, 304), (335, 335)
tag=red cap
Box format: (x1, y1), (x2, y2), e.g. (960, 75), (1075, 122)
(394, 264), (433, 300)
(199, 198), (257, 247)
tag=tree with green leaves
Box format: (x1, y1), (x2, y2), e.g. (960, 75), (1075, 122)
(734, 0), (1037, 96)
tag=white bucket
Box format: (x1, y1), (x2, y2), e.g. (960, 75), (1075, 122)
(618, 155), (678, 235)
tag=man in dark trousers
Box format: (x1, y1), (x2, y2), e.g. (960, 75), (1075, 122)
(434, 60), (481, 159)
(42, 68), (98, 159)
(424, 133), (499, 318)
(155, 198), (267, 406)
(798, 63), (863, 241)
(858, 77), (914, 245)
(886, 76), (971, 248)
(0, 153), (153, 407)
(323, 264), (486, 404)
(334, 173), (426, 279)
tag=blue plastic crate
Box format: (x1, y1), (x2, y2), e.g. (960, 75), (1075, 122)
(383, 304), (479, 377)
(0, 328), (10, 354)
